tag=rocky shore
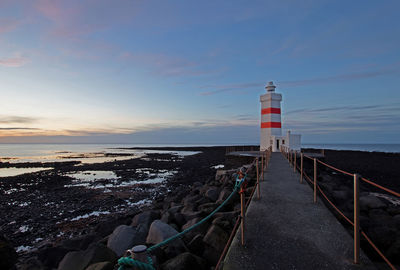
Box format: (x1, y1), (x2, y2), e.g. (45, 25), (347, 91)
(300, 149), (400, 269)
(0, 146), (255, 270)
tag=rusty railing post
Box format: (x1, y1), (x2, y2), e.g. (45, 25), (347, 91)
(300, 153), (303, 183)
(240, 186), (245, 246)
(354, 173), (360, 264)
(256, 158), (260, 199)
(261, 154), (264, 180)
(294, 151), (297, 172)
(314, 158), (317, 203)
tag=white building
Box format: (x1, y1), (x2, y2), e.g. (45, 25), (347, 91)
(260, 81), (301, 152)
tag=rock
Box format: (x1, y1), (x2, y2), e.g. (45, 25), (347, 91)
(205, 187), (220, 202)
(216, 188), (232, 203)
(187, 234), (205, 256)
(37, 246), (73, 269)
(146, 220), (184, 248)
(202, 225), (229, 265)
(360, 195), (387, 211)
(161, 252), (207, 270)
(60, 233), (99, 251)
(332, 190), (349, 202)
(180, 205), (203, 221)
(19, 257), (43, 270)
(173, 212), (186, 227)
(386, 239), (400, 263)
(0, 235), (17, 270)
(161, 211), (173, 224)
(198, 202), (218, 214)
(182, 195), (202, 206)
(86, 261), (114, 270)
(387, 205), (400, 216)
(131, 210), (160, 231)
(181, 218), (209, 240)
(212, 216), (231, 230)
(58, 243), (116, 270)
(107, 225), (147, 257)
(95, 216), (132, 237)
(168, 205), (183, 215)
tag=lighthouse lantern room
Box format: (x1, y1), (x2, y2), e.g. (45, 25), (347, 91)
(260, 81), (301, 152)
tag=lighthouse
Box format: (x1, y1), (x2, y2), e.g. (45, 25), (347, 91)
(260, 81), (301, 152)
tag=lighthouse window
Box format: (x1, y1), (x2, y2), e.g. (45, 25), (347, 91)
(282, 140), (285, 144)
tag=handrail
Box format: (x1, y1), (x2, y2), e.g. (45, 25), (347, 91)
(283, 149), (398, 269)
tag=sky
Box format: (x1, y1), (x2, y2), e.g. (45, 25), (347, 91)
(0, 0), (399, 144)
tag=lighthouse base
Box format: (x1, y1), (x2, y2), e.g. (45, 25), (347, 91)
(261, 131), (301, 152)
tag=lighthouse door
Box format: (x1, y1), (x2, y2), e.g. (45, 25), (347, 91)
(276, 139), (280, 151)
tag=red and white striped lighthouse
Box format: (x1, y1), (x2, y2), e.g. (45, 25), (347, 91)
(260, 81), (282, 151)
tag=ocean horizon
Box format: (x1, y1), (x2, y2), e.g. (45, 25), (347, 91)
(0, 143), (399, 162)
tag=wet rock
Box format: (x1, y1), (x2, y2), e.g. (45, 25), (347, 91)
(161, 252), (207, 270)
(58, 243), (116, 270)
(0, 235), (17, 270)
(386, 239), (400, 263)
(86, 261), (113, 270)
(131, 210), (160, 231)
(107, 225), (147, 257)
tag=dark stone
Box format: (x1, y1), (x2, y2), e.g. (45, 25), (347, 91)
(85, 261), (114, 270)
(131, 210), (160, 231)
(202, 225), (229, 265)
(0, 235), (17, 270)
(360, 195), (387, 211)
(60, 233), (99, 251)
(37, 245), (73, 269)
(386, 239), (400, 263)
(146, 220), (184, 247)
(187, 234), (205, 256)
(161, 252), (207, 270)
(107, 225), (147, 257)
(57, 243), (117, 270)
(204, 187), (220, 202)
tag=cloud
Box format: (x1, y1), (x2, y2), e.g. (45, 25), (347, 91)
(199, 82), (263, 96)
(119, 52), (213, 77)
(283, 103), (400, 135)
(0, 115), (38, 124)
(279, 69), (398, 88)
(0, 127), (39, 130)
(0, 56), (29, 67)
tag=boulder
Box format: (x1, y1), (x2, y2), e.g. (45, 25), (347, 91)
(60, 233), (99, 250)
(58, 243), (116, 270)
(107, 225), (147, 256)
(38, 245), (74, 269)
(202, 225), (229, 265)
(86, 261), (114, 270)
(146, 220), (184, 248)
(182, 195), (202, 206)
(131, 210), (160, 231)
(0, 235), (17, 270)
(198, 202), (218, 214)
(205, 187), (220, 202)
(187, 234), (205, 256)
(161, 252), (207, 270)
(212, 216), (231, 230)
(181, 218), (209, 240)
(360, 195), (387, 211)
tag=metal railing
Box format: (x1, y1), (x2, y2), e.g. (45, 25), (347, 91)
(281, 146), (398, 270)
(215, 146), (272, 269)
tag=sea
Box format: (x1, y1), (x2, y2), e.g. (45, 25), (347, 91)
(0, 143), (399, 162)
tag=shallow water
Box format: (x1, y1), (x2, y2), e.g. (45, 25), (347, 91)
(0, 167), (53, 177)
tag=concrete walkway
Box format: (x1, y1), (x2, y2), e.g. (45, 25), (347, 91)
(223, 153), (375, 270)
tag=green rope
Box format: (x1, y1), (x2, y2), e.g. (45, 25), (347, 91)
(118, 257), (155, 270)
(118, 173), (247, 269)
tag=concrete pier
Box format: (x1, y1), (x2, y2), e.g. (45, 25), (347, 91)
(223, 152), (375, 270)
